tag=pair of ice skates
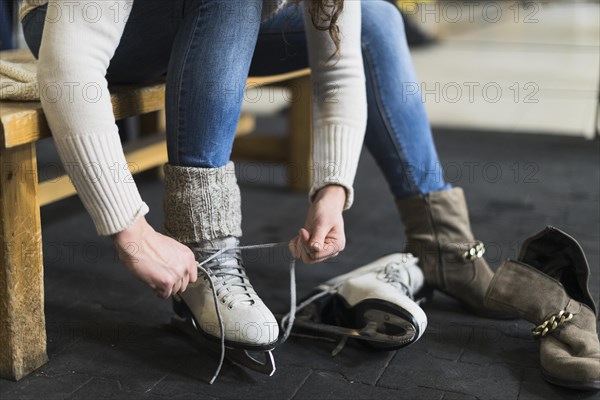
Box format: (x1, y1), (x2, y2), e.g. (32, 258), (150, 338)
(170, 238), (428, 382)
(162, 163), (425, 383)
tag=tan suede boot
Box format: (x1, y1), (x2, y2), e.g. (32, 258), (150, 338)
(485, 226), (600, 391)
(396, 187), (511, 318)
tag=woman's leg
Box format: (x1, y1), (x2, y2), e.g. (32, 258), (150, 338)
(165, 1), (263, 168)
(359, 1), (511, 317)
(160, 0), (280, 350)
(161, 0), (262, 241)
(360, 2), (450, 197)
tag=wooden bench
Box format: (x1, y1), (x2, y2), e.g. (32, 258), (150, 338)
(0, 49), (312, 380)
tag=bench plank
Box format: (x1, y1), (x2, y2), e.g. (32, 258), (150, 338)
(1, 84), (167, 149)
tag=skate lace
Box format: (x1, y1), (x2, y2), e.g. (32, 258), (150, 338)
(381, 262), (414, 298)
(194, 242), (297, 384)
(190, 244), (257, 309)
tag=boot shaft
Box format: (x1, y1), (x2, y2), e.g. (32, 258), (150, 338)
(485, 258), (591, 326)
(395, 187), (486, 292)
(517, 226), (596, 315)
(396, 187), (475, 247)
(485, 226), (598, 330)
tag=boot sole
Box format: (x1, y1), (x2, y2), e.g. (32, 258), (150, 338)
(333, 294), (422, 350)
(541, 368), (600, 391)
(172, 298), (279, 351)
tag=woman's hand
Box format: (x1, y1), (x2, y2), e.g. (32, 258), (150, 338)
(112, 217), (198, 299)
(290, 185), (347, 264)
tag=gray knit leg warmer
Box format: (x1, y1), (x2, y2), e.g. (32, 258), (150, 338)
(163, 161), (242, 243)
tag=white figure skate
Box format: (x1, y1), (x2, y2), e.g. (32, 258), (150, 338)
(282, 253), (427, 353)
(171, 237), (279, 382)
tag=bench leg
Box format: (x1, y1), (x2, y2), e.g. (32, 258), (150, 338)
(288, 75), (313, 192)
(0, 144), (47, 380)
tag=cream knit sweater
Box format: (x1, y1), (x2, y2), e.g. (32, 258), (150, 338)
(21, 0), (367, 236)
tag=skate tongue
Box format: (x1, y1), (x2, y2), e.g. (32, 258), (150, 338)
(197, 237), (255, 306)
(200, 236), (238, 250)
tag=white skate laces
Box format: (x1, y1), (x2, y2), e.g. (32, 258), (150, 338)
(379, 262), (417, 299)
(190, 242), (259, 309)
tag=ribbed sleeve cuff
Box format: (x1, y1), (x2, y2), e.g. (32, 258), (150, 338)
(310, 123), (365, 210)
(53, 131), (149, 236)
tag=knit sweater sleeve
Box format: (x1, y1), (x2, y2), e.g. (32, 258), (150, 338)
(302, 0), (367, 210)
(37, 0), (149, 236)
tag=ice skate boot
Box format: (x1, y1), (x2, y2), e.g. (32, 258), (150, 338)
(163, 162), (278, 382)
(171, 237), (279, 380)
(283, 253), (427, 353)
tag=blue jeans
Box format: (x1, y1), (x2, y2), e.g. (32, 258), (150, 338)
(22, 0), (449, 198)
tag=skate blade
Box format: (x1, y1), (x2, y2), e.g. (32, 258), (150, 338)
(359, 309), (417, 350)
(171, 317), (276, 376)
(293, 310), (416, 346)
(224, 347), (276, 376)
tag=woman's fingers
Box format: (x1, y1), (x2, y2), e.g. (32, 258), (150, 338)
(305, 241), (341, 263)
(181, 247), (198, 284)
(189, 261), (198, 283)
(308, 224), (329, 254)
(115, 219), (201, 298)
(289, 236), (303, 259)
(300, 224), (342, 262)
(171, 277), (183, 297)
(297, 228), (314, 258)
(157, 283), (172, 299)
(292, 235), (343, 264)
(299, 237), (342, 264)
(179, 270), (190, 293)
